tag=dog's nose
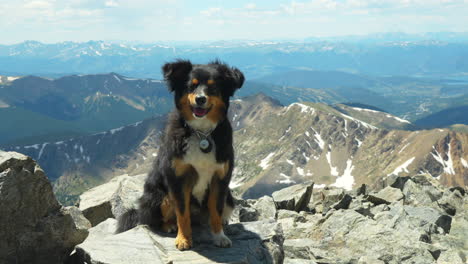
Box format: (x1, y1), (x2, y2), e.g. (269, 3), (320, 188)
(195, 96), (207, 106)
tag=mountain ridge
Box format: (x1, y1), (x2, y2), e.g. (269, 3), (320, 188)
(4, 94), (466, 205)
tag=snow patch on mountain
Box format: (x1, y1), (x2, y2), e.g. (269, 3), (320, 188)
(340, 113), (377, 129)
(37, 143), (49, 160)
(388, 157), (415, 176)
(431, 144), (455, 175)
(314, 131), (325, 150)
(287, 103), (315, 114)
(326, 151), (339, 176)
(277, 173), (296, 184)
(351, 107), (379, 113)
(387, 114), (411, 124)
(331, 159), (355, 190)
(259, 152), (276, 169)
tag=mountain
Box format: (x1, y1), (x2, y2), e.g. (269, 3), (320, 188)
(0, 73), (172, 145)
(7, 115), (166, 204)
(332, 104), (416, 131)
(414, 105), (468, 128)
(230, 95), (467, 198)
(6, 94), (467, 205)
(252, 70), (468, 122)
(2, 39), (468, 79)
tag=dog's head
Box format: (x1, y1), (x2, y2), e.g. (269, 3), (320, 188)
(162, 60), (244, 131)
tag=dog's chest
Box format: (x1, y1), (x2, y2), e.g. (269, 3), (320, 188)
(183, 135), (222, 203)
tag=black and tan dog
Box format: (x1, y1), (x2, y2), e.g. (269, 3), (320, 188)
(116, 60), (244, 250)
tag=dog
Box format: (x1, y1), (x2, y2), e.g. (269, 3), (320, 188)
(116, 59), (244, 250)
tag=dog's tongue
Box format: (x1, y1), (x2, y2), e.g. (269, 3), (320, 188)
(193, 107), (208, 117)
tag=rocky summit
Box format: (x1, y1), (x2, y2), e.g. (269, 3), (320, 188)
(0, 151), (89, 264)
(1, 150), (467, 264)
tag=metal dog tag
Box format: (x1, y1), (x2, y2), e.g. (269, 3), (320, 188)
(199, 138), (212, 153)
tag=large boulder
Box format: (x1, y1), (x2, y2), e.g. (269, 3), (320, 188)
(72, 218), (284, 264)
(78, 174), (146, 226)
(0, 151), (89, 264)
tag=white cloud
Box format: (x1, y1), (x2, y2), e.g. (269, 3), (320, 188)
(23, 1), (53, 9)
(200, 7), (221, 17)
(105, 1), (119, 7)
(245, 3), (256, 9)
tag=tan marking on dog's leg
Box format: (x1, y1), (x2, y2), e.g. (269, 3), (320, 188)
(174, 187), (193, 250)
(160, 195), (176, 233)
(215, 162), (229, 180)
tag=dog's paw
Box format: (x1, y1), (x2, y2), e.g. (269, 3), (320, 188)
(175, 235), (192, 250)
(212, 231), (232, 248)
(162, 222), (177, 233)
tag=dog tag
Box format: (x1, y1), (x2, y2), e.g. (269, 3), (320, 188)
(199, 138), (212, 153)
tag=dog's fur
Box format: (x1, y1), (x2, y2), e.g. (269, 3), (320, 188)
(116, 60), (244, 250)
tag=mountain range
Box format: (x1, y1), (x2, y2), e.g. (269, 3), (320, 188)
(2, 70), (466, 147)
(0, 73), (171, 145)
(5, 94), (467, 205)
(2, 37), (468, 79)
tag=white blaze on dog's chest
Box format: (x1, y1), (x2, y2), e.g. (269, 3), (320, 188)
(183, 135), (223, 203)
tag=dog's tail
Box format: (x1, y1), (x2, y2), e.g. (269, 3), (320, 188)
(116, 208), (139, 233)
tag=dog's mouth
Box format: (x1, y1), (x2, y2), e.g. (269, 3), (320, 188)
(191, 106), (211, 118)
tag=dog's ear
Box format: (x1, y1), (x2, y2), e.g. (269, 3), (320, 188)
(162, 60), (193, 92)
(213, 61), (245, 96)
(230, 67), (245, 90)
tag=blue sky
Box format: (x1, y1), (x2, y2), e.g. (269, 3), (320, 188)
(1, 0), (468, 44)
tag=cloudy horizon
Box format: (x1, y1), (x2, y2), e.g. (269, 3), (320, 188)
(1, 0), (468, 44)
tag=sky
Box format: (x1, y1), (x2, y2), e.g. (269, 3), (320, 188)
(1, 0), (468, 44)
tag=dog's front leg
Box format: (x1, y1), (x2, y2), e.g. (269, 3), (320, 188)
(208, 176), (232, 248)
(172, 185), (193, 250)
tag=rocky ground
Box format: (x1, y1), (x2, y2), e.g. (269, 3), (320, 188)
(1, 150), (467, 264)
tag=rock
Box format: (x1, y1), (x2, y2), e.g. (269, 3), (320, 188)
(355, 183), (367, 196)
(63, 206), (92, 237)
(239, 207), (259, 222)
(78, 174), (146, 226)
(370, 204), (390, 217)
(302, 209), (437, 264)
(252, 195), (277, 220)
(437, 189), (464, 216)
(358, 256), (385, 264)
(272, 182), (314, 212)
(437, 249), (465, 264)
(73, 218), (284, 264)
(332, 193), (353, 210)
(388, 175), (411, 190)
(0, 151), (88, 264)
(284, 257), (318, 264)
(369, 186), (404, 205)
(319, 188), (347, 214)
(283, 238), (317, 260)
(402, 178), (443, 207)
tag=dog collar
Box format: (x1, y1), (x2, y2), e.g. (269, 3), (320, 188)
(183, 121), (214, 153)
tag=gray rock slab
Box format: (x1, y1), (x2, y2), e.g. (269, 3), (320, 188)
(373, 186), (404, 204)
(74, 218), (284, 264)
(272, 182), (314, 212)
(252, 195), (277, 220)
